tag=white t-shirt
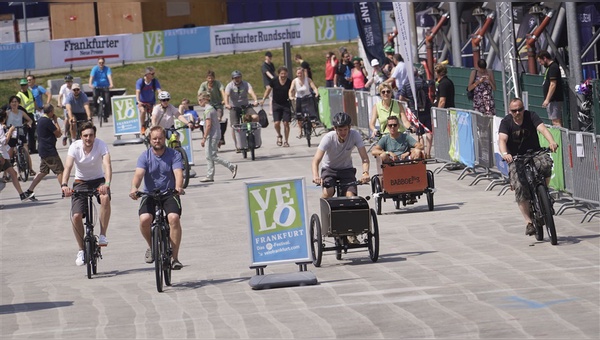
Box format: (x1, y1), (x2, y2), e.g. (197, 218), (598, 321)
(0, 125), (10, 159)
(318, 129), (364, 170)
(152, 104), (180, 129)
(294, 77), (311, 98)
(67, 138), (109, 181)
(391, 61), (408, 91)
(59, 84), (73, 106)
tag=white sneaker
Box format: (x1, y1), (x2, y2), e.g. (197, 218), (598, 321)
(98, 235), (108, 247)
(75, 250), (84, 266)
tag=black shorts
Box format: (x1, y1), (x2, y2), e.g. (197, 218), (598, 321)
(7, 134), (27, 148)
(71, 178), (111, 215)
(416, 112), (432, 135)
(72, 112), (87, 122)
(321, 167), (357, 196)
(138, 194), (182, 218)
(272, 102), (291, 122)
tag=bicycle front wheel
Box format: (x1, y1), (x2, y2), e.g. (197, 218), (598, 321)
(98, 105), (103, 128)
(303, 120), (312, 147)
(175, 147), (190, 189)
(536, 184), (558, 245)
(153, 226), (164, 292)
(85, 238), (94, 279)
(163, 228), (172, 286)
(17, 147), (30, 182)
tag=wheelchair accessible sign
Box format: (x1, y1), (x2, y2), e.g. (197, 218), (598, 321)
(245, 177), (311, 266)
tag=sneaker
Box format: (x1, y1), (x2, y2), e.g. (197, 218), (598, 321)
(172, 260), (183, 270)
(62, 137), (68, 146)
(235, 148), (241, 153)
(24, 190), (38, 202)
(145, 248), (154, 263)
(75, 250), (84, 266)
(347, 235), (360, 245)
(20, 192), (33, 201)
(98, 235), (108, 247)
(525, 222), (536, 236)
(199, 177), (214, 183)
(231, 165), (238, 179)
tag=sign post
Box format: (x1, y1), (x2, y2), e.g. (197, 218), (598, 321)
(111, 95), (144, 146)
(245, 177), (317, 290)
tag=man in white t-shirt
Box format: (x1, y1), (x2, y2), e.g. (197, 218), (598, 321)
(385, 53), (407, 99)
(61, 122), (113, 267)
(311, 112), (370, 198)
(58, 75), (74, 145)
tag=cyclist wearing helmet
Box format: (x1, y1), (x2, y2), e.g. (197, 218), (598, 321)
(224, 70), (259, 151)
(58, 75), (75, 145)
(151, 91), (194, 132)
(312, 112), (371, 198)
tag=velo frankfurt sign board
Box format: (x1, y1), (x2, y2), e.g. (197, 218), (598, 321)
(245, 177), (312, 266)
(111, 95), (141, 136)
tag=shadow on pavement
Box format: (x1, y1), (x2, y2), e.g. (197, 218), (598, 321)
(0, 301), (74, 315)
(173, 276), (251, 290)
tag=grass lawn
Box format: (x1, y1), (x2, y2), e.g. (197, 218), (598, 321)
(0, 41), (355, 106)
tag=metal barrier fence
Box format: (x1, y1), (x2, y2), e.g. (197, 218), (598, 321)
(318, 87), (600, 222)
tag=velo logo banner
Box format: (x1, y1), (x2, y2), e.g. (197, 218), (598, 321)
(144, 31), (165, 58)
(314, 15), (336, 42)
(246, 178), (311, 266)
(111, 95), (140, 135)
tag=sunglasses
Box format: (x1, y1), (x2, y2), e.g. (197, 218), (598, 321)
(73, 89), (80, 91)
(510, 107), (524, 113)
(387, 123), (398, 127)
(381, 90), (391, 94)
(160, 99), (170, 102)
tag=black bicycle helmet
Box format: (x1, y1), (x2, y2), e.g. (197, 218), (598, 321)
(64, 74), (73, 81)
(231, 70), (242, 79)
(332, 112), (352, 127)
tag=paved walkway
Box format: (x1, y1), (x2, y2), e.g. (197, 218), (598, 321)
(1, 114), (598, 339)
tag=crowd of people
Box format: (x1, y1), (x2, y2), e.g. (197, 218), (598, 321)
(0, 46), (562, 271)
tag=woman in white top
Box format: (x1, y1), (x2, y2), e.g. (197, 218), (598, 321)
(6, 95), (35, 175)
(288, 67), (319, 138)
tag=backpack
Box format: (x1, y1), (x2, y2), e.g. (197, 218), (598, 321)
(258, 109), (269, 128)
(415, 84), (431, 115)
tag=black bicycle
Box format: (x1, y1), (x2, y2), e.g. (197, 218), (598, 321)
(9, 126), (31, 182)
(72, 189), (103, 279)
(94, 87), (110, 125)
(144, 125), (191, 188)
(512, 148), (558, 245)
(136, 189), (180, 292)
(290, 97), (324, 147)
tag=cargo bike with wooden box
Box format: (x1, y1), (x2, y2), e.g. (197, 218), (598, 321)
(370, 159), (435, 215)
(310, 181), (380, 267)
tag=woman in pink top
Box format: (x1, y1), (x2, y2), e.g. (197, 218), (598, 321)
(351, 58), (368, 91)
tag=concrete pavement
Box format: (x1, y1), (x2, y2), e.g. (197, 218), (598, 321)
(1, 114), (598, 339)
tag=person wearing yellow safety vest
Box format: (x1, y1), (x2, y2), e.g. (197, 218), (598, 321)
(16, 78), (38, 154)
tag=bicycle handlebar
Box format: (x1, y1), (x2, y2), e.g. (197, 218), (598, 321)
(135, 188), (184, 198)
(511, 147), (552, 163)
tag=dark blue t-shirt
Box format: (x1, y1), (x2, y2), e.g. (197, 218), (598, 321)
(136, 147), (183, 192)
(36, 116), (58, 158)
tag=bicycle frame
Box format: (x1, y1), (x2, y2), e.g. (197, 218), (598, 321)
(72, 189), (102, 279)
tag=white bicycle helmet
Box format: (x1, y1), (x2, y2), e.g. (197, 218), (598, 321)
(158, 91), (171, 101)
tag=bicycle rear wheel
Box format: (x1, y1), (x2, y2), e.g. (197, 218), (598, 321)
(537, 184), (557, 245)
(163, 228), (172, 286)
(153, 225), (164, 292)
(175, 147), (190, 189)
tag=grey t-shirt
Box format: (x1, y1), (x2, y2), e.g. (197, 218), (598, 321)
(318, 129), (364, 170)
(377, 132), (417, 156)
(203, 104), (221, 139)
(66, 92), (89, 113)
(225, 80), (253, 107)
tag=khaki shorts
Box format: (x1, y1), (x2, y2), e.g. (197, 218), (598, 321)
(40, 155), (64, 175)
(509, 153), (553, 202)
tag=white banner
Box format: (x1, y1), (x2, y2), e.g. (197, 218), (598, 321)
(393, 3), (416, 110)
(50, 34), (133, 68)
(210, 19), (303, 53)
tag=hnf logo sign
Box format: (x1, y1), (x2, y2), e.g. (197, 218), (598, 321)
(144, 31), (164, 58)
(314, 16), (336, 42)
(248, 182), (302, 234)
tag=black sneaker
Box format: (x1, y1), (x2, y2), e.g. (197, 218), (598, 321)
(20, 192), (31, 201)
(24, 190), (38, 201)
(525, 223), (536, 236)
